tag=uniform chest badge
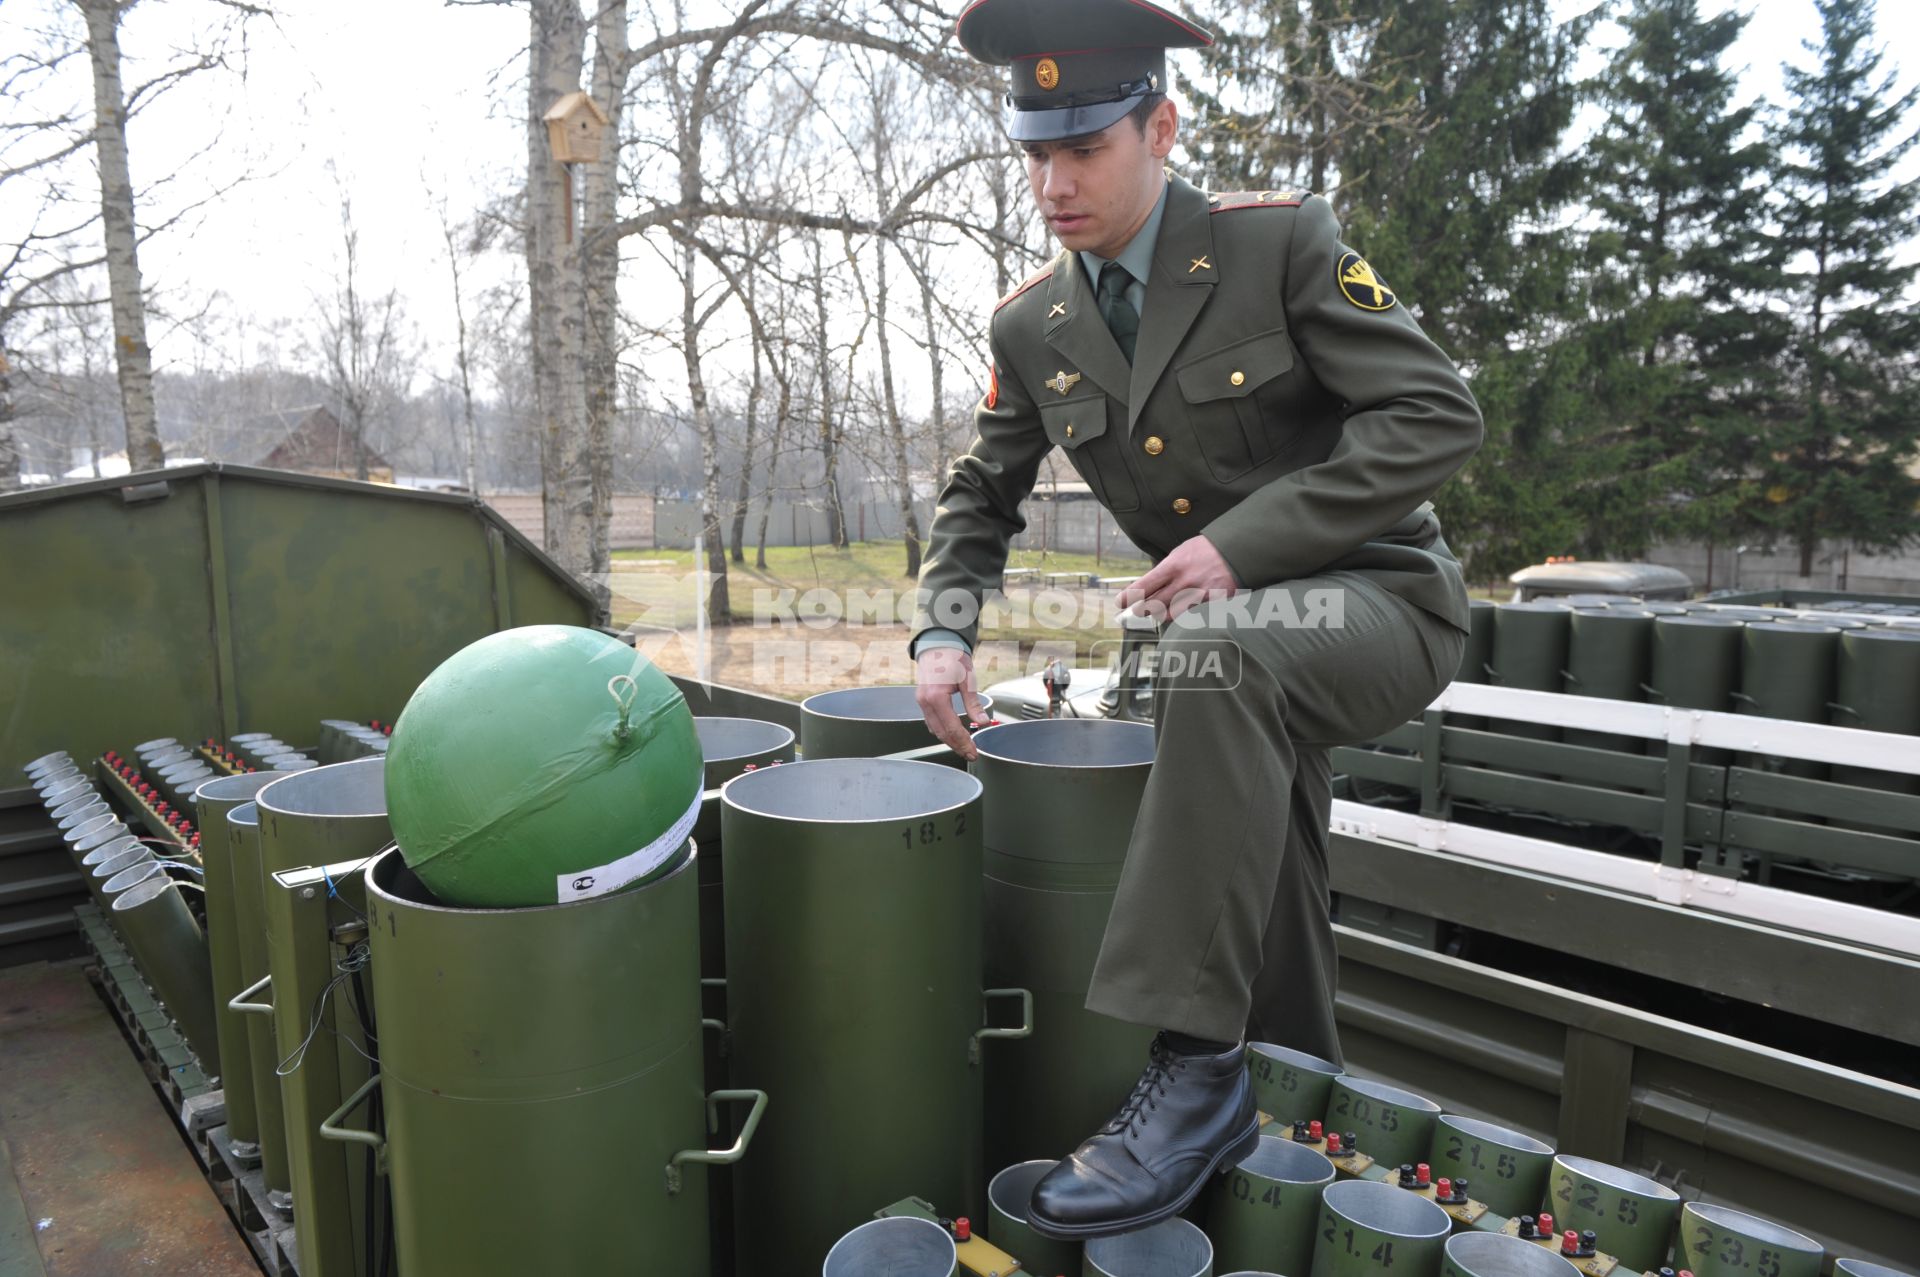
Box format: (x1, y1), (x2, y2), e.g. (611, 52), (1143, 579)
(1045, 370), (1082, 396)
(1337, 252), (1397, 311)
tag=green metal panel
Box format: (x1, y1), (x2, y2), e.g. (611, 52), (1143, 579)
(970, 719), (1156, 1173)
(1563, 610), (1652, 751)
(1204, 1135), (1334, 1276)
(722, 758), (994, 1273)
(988, 1160), (1083, 1277)
(800, 686), (992, 759)
(256, 759), (390, 1277)
(1460, 600), (1495, 684)
(364, 846), (712, 1276)
(1830, 629), (1920, 799)
(0, 465), (595, 785)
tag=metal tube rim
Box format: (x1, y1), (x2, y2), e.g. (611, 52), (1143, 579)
(364, 842), (697, 917)
(1239, 1132), (1336, 1184)
(969, 718), (1155, 769)
(1321, 1178), (1452, 1238)
(193, 771), (281, 805)
(1683, 1203), (1822, 1253)
(801, 684), (995, 723)
(1247, 1041), (1340, 1074)
(1435, 1113), (1555, 1156)
(821, 1217), (957, 1277)
(693, 716), (797, 759)
(721, 756), (982, 825)
(1332, 1073), (1443, 1114)
(1553, 1154), (1679, 1202)
(256, 756), (386, 820)
(1444, 1232), (1583, 1277)
(1083, 1216), (1213, 1277)
(987, 1159), (1056, 1216)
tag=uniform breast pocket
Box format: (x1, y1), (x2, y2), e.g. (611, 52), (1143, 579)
(1038, 393), (1139, 512)
(1174, 328), (1297, 482)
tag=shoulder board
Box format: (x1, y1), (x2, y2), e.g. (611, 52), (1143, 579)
(995, 266), (1053, 312)
(1208, 189), (1306, 213)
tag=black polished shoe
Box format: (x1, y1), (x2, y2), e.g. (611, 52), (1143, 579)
(1026, 1033), (1260, 1240)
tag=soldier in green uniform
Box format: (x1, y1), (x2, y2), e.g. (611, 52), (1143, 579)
(913, 0), (1482, 1239)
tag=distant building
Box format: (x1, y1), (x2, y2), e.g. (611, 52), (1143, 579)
(255, 407), (393, 483)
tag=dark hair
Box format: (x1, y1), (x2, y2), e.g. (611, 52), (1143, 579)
(1128, 92), (1168, 133)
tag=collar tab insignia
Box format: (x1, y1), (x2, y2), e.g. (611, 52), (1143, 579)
(1047, 301), (1068, 318)
(1188, 255), (1213, 274)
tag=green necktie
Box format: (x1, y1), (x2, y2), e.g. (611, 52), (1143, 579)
(1097, 260), (1138, 364)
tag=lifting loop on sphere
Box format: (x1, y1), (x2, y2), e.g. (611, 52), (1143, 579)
(608, 674), (640, 740)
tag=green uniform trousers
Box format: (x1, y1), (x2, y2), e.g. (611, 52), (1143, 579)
(1085, 569), (1465, 1064)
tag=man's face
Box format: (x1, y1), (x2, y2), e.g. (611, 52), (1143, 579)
(1022, 100), (1177, 261)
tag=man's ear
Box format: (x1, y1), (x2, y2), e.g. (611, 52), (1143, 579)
(1150, 98), (1179, 160)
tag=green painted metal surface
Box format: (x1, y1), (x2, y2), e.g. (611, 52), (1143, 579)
(386, 626), (701, 907)
(1308, 1180), (1449, 1277)
(1440, 1232), (1580, 1277)
(109, 876), (219, 1067)
(1489, 603), (1571, 741)
(988, 1160), (1083, 1277)
(1428, 1115), (1553, 1221)
(690, 717), (797, 987)
(1678, 1203), (1823, 1277)
(1327, 1074), (1441, 1170)
(1830, 630), (1920, 798)
(1563, 609), (1652, 751)
(1734, 623), (1839, 779)
(1084, 1217), (1214, 1277)
(1246, 1042), (1341, 1129)
(799, 686), (993, 759)
(226, 799), (294, 1200)
(721, 758), (994, 1273)
(192, 771), (281, 1149)
(1544, 1154), (1680, 1270)
(364, 846), (713, 1276)
(256, 759), (391, 1277)
(1460, 599), (1495, 683)
(1205, 1134), (1334, 1276)
(0, 465), (595, 784)
(822, 1217), (959, 1277)
(970, 719), (1156, 1173)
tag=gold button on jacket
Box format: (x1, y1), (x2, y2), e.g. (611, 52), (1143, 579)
(910, 173), (1483, 653)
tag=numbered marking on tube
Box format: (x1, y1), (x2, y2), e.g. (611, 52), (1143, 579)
(898, 810), (968, 851)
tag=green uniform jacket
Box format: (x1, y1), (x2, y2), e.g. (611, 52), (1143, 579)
(910, 173), (1483, 652)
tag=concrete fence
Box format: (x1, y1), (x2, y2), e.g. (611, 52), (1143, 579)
(1649, 538), (1920, 596)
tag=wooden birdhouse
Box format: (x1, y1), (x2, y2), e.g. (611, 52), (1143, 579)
(543, 91), (609, 165)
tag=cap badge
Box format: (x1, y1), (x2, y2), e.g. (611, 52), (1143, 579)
(1035, 57), (1060, 90)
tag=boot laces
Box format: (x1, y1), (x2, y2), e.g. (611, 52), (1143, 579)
(1103, 1037), (1189, 1139)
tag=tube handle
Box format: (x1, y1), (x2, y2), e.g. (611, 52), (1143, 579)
(229, 973), (274, 1016)
(665, 1089), (768, 1194)
(970, 987), (1034, 1064)
(317, 1073), (386, 1172)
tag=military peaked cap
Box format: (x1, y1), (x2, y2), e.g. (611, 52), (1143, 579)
(956, 0), (1213, 142)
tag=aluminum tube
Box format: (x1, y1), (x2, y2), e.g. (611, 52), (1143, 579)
(111, 875), (219, 1066)
(1546, 1155), (1680, 1273)
(822, 1218), (958, 1277)
(1308, 1180), (1450, 1277)
(988, 1161), (1082, 1277)
(1084, 1217), (1213, 1277)
(1428, 1114), (1554, 1220)
(1206, 1134), (1334, 1277)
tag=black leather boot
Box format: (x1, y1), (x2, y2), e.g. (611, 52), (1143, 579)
(1026, 1033), (1259, 1240)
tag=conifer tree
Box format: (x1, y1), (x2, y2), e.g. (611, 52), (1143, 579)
(1762, 0), (1920, 575)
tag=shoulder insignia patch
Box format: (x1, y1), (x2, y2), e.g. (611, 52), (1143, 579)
(1208, 189), (1305, 213)
(1335, 252), (1396, 311)
(986, 363), (999, 409)
(995, 266), (1053, 312)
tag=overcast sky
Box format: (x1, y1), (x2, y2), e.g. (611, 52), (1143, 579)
(5, 0), (1917, 386)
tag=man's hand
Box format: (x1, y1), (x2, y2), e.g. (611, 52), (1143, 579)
(916, 646), (990, 761)
(1116, 534), (1241, 623)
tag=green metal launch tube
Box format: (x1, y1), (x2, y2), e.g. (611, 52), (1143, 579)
(823, 1217), (959, 1277)
(1679, 1203), (1823, 1277)
(1734, 623), (1840, 779)
(225, 800), (294, 1206)
(362, 846), (738, 1277)
(1442, 1232), (1582, 1277)
(1830, 629), (1920, 798)
(1205, 1133), (1335, 1277)
(192, 771), (281, 1155)
(799, 685), (994, 758)
(970, 718), (1157, 1172)
(110, 875), (219, 1068)
(1646, 615), (1745, 761)
(1245, 1041), (1341, 1129)
(1084, 1217), (1214, 1277)
(1326, 1074), (1442, 1170)
(1546, 1154), (1680, 1273)
(1490, 602), (1572, 741)
(691, 716), (797, 980)
(988, 1160), (1083, 1277)
(722, 758), (1014, 1273)
(1309, 1179), (1451, 1277)
(1428, 1115), (1554, 1221)
(1563, 609), (1654, 750)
